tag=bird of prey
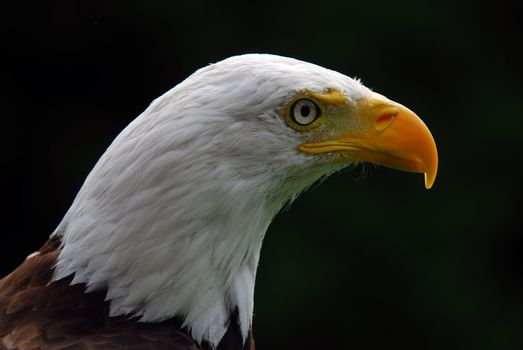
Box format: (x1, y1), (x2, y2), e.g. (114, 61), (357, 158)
(0, 54), (438, 350)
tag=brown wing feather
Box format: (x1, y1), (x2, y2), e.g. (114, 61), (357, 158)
(0, 238), (254, 350)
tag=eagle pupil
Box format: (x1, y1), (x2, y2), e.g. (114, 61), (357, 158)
(300, 105), (310, 117)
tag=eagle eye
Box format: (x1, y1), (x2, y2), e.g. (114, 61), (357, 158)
(290, 99), (320, 126)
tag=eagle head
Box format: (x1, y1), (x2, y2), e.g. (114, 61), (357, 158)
(52, 54), (438, 346)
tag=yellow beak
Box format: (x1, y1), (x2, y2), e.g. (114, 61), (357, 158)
(298, 93), (438, 189)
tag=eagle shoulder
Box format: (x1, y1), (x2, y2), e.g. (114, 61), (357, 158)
(0, 238), (254, 350)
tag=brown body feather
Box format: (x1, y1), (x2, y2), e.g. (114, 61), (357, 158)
(0, 238), (254, 350)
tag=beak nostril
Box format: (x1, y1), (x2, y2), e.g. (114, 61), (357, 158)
(376, 114), (395, 132)
(377, 114), (393, 123)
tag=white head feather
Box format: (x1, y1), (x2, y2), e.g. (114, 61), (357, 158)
(52, 54), (372, 345)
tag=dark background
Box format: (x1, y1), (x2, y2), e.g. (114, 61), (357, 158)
(2, 1), (522, 349)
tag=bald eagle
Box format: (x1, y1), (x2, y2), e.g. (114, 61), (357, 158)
(0, 54), (437, 350)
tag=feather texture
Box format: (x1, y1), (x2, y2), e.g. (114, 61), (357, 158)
(0, 238), (254, 350)
(1, 54), (372, 346)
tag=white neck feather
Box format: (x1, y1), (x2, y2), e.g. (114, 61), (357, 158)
(51, 54), (367, 346)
